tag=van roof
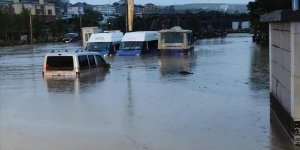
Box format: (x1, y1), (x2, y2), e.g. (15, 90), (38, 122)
(88, 32), (123, 43)
(159, 26), (192, 33)
(45, 50), (100, 57)
(121, 31), (158, 42)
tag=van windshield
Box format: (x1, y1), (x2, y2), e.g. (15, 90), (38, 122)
(119, 41), (143, 50)
(87, 42), (110, 51)
(46, 56), (74, 71)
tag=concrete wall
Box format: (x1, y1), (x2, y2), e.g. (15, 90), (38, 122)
(270, 22), (300, 121)
(270, 23), (292, 114)
(291, 22), (300, 120)
(261, 10), (300, 145)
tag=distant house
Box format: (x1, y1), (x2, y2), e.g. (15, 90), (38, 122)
(11, 0), (56, 16)
(46, 0), (69, 17)
(93, 4), (116, 15)
(145, 3), (155, 11)
(232, 21), (250, 30)
(67, 6), (84, 16)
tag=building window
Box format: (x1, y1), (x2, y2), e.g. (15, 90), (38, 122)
(48, 9), (52, 15)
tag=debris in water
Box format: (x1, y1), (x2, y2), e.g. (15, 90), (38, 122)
(179, 71), (193, 75)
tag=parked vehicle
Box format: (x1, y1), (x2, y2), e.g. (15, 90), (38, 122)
(86, 31), (123, 56)
(62, 33), (79, 43)
(158, 26), (194, 55)
(117, 31), (158, 56)
(42, 50), (110, 78)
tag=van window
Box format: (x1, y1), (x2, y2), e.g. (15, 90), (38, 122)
(161, 32), (184, 43)
(95, 55), (106, 67)
(78, 55), (89, 70)
(46, 56), (74, 71)
(87, 42), (110, 51)
(88, 55), (96, 68)
(120, 41), (143, 50)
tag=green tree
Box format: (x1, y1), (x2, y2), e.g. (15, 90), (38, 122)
(33, 15), (46, 40)
(247, 0), (291, 36)
(81, 8), (103, 27)
(113, 15), (126, 32)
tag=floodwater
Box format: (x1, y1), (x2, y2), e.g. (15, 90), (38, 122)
(0, 33), (298, 150)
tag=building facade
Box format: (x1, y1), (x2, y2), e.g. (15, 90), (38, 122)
(12, 0), (55, 15)
(144, 3), (155, 11)
(46, 0), (69, 17)
(93, 4), (116, 15)
(67, 6), (83, 16)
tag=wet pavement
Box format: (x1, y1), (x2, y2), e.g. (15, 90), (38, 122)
(0, 33), (299, 150)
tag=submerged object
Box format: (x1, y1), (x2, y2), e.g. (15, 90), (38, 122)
(179, 71), (193, 75)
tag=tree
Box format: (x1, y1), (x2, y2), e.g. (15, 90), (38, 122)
(247, 0), (292, 37)
(33, 15), (46, 39)
(113, 15), (126, 32)
(81, 8), (103, 27)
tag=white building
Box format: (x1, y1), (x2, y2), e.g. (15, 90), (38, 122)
(219, 4), (229, 12)
(67, 6), (84, 16)
(232, 21), (250, 30)
(11, 0), (55, 15)
(93, 4), (116, 15)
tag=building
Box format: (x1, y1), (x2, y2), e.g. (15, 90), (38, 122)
(144, 3), (155, 11)
(219, 4), (229, 12)
(67, 6), (84, 16)
(93, 4), (116, 15)
(134, 5), (144, 14)
(46, 0), (69, 17)
(11, 0), (55, 15)
(232, 21), (250, 31)
(0, 0), (13, 4)
(118, 0), (125, 5)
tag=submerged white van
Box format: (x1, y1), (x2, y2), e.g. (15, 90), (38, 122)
(86, 31), (123, 56)
(117, 31), (158, 56)
(42, 51), (110, 78)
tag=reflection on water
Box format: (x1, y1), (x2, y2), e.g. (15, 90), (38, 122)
(158, 55), (196, 76)
(44, 70), (107, 93)
(249, 44), (269, 91)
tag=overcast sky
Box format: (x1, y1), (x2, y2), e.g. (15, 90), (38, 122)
(69, 0), (253, 5)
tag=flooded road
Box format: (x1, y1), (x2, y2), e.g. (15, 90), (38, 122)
(0, 33), (298, 150)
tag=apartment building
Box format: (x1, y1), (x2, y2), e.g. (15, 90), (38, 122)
(11, 0), (55, 15)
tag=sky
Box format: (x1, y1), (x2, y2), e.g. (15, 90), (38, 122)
(69, 0), (254, 6)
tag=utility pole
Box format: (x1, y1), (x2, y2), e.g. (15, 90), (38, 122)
(80, 14), (82, 29)
(125, 0), (128, 32)
(29, 11), (33, 46)
(127, 0), (134, 32)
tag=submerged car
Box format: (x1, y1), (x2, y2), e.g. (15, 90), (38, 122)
(42, 50), (110, 78)
(62, 33), (79, 43)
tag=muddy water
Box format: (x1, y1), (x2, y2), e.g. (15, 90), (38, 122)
(0, 34), (298, 150)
